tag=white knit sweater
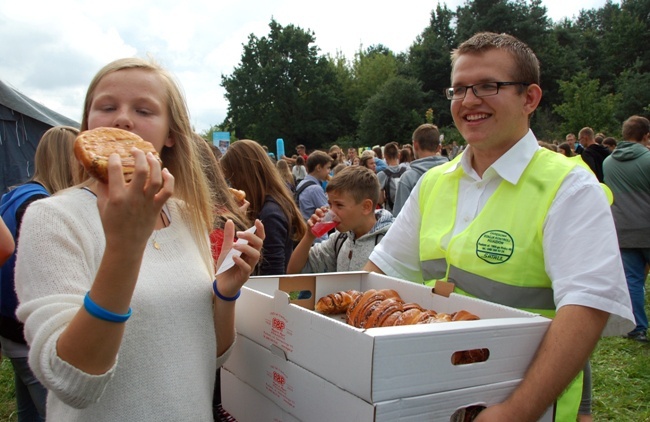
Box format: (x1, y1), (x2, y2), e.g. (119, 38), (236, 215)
(15, 188), (232, 421)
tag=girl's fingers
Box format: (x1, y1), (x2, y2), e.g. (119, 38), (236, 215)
(106, 153), (126, 191)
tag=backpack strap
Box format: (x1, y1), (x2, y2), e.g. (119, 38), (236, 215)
(382, 167), (407, 210)
(294, 180), (317, 203)
(333, 232), (348, 260)
(334, 231), (384, 262)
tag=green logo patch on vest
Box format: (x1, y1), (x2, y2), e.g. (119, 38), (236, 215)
(476, 230), (514, 264)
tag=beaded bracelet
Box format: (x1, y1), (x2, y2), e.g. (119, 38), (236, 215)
(212, 279), (241, 302)
(83, 292), (132, 323)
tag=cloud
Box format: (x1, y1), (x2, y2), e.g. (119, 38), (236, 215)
(0, 0), (616, 133)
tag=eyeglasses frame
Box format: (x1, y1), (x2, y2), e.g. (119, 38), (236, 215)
(444, 82), (531, 101)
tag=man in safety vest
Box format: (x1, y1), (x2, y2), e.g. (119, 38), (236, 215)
(364, 32), (634, 422)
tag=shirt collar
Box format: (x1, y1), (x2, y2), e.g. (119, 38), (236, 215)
(445, 129), (539, 184)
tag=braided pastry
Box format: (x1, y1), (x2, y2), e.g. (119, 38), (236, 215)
(315, 290), (362, 314)
(346, 289), (402, 328)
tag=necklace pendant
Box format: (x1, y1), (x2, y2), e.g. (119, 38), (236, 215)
(153, 240), (160, 250)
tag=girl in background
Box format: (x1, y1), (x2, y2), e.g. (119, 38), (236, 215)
(292, 155), (307, 185)
(1, 125), (81, 422)
(221, 140), (306, 275)
(276, 159), (295, 193)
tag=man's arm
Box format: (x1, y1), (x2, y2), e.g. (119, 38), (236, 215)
(475, 304), (608, 421)
(362, 260), (384, 274)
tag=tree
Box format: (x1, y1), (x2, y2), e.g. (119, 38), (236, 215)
(407, 4), (455, 127)
(455, 0), (550, 46)
(221, 19), (344, 151)
(616, 66), (650, 120)
(553, 72), (622, 136)
(357, 77), (426, 146)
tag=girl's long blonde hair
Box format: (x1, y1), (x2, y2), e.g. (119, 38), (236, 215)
(32, 126), (81, 193)
(81, 58), (215, 274)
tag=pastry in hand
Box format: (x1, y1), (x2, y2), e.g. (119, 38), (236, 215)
(74, 127), (162, 184)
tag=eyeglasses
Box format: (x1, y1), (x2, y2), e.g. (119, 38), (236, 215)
(445, 82), (530, 100)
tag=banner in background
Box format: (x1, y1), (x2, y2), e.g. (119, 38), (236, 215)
(213, 131), (230, 155)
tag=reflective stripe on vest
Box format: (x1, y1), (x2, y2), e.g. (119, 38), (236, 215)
(449, 265), (555, 310)
(418, 148), (576, 317)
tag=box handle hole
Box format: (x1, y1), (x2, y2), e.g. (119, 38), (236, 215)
(451, 348), (490, 365)
(288, 289), (312, 300)
(449, 404), (486, 421)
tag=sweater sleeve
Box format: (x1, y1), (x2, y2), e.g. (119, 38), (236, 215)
(304, 233), (338, 273)
(15, 197), (116, 408)
(258, 200), (290, 275)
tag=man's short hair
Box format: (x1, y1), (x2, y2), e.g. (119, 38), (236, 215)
(296, 144), (306, 150)
(412, 124), (441, 152)
(326, 165), (379, 206)
(622, 115), (650, 142)
(451, 32), (540, 86)
(579, 127), (594, 140)
(306, 150), (333, 173)
(383, 142), (399, 160)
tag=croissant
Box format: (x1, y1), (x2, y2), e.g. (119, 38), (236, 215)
(315, 290), (362, 315)
(451, 310), (481, 322)
(346, 289), (402, 328)
(364, 298), (404, 328)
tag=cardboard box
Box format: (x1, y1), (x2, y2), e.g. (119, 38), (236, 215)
(236, 271), (551, 403)
(223, 335), (553, 422)
(221, 369), (299, 422)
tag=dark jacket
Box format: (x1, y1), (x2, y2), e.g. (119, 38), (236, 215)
(581, 143), (611, 182)
(258, 195), (293, 275)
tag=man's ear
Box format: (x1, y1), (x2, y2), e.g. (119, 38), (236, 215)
(523, 84), (542, 116)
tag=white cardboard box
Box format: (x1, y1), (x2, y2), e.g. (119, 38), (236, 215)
(221, 369), (299, 422)
(223, 335), (553, 422)
(236, 271), (551, 403)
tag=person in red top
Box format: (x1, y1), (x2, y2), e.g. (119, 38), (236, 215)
(296, 144), (309, 162)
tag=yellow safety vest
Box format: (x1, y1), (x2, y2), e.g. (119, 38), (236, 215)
(418, 147), (582, 421)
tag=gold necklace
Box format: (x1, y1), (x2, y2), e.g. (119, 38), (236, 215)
(152, 212), (167, 250)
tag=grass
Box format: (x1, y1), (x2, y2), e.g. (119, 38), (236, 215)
(0, 358), (16, 421)
(0, 294), (647, 420)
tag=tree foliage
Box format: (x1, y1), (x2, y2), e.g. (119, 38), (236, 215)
(219, 1), (650, 149)
(221, 19), (344, 152)
(553, 72), (622, 135)
(357, 76), (426, 146)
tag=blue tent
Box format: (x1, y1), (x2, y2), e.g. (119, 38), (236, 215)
(0, 80), (79, 193)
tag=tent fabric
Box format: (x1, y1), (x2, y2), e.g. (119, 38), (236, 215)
(0, 80), (79, 193)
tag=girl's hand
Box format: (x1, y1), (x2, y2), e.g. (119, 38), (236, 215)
(215, 219), (265, 298)
(95, 149), (174, 251)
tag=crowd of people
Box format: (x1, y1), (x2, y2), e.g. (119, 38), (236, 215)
(0, 31), (645, 422)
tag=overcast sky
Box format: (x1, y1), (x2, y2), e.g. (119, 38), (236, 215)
(0, 0), (613, 133)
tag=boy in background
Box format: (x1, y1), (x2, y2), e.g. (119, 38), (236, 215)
(287, 166), (394, 274)
(295, 151), (333, 220)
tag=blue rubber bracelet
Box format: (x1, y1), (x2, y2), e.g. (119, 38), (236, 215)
(212, 279), (241, 302)
(83, 292), (132, 323)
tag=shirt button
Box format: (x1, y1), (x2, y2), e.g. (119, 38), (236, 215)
(464, 216), (471, 222)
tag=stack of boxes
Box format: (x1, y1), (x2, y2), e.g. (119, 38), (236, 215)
(222, 271), (554, 421)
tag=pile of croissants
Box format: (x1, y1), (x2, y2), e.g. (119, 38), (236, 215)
(315, 289), (489, 365)
(315, 288), (480, 328)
